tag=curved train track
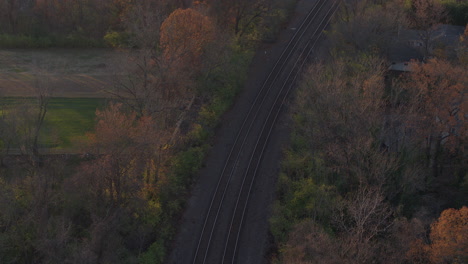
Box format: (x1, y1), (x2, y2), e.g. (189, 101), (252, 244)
(191, 0), (341, 263)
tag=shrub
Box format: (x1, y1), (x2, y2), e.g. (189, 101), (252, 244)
(104, 31), (131, 48)
(139, 239), (166, 264)
(444, 2), (468, 25)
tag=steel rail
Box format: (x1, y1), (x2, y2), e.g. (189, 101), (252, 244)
(221, 1), (341, 263)
(192, 0), (331, 263)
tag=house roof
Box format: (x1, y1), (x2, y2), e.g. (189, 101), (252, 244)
(388, 62), (412, 72)
(388, 24), (465, 64)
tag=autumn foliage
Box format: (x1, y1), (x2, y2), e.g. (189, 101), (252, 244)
(407, 207), (468, 264)
(0, 0), (291, 263)
(406, 58), (467, 153)
(271, 1), (467, 264)
(410, 0), (447, 30)
(429, 207), (468, 263)
(160, 8), (215, 67)
(83, 103), (168, 202)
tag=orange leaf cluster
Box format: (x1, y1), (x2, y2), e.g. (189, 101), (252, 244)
(430, 206), (468, 263)
(160, 8), (215, 68)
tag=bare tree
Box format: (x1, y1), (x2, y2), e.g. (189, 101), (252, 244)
(334, 186), (393, 263)
(332, 0), (408, 54)
(206, 0), (271, 36)
(31, 75), (52, 159)
(403, 59), (467, 178)
(409, 0), (447, 58)
(282, 221), (342, 264)
(0, 90), (10, 166)
(2, 74), (52, 166)
(125, 0), (167, 50)
(339, 0), (371, 22)
(296, 56), (394, 188)
(0, 0), (34, 34)
(80, 103), (169, 204)
(110, 50), (165, 117)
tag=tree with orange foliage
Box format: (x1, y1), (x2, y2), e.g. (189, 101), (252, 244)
(408, 207), (468, 264)
(282, 221), (340, 264)
(429, 206), (468, 264)
(160, 8), (215, 68)
(111, 7), (211, 123)
(158, 8), (214, 112)
(405, 59), (467, 177)
(82, 103), (168, 204)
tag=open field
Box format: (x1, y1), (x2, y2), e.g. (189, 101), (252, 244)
(41, 98), (105, 148)
(0, 49), (124, 151)
(0, 49), (129, 97)
(2, 97), (105, 151)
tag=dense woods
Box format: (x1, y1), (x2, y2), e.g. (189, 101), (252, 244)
(0, 0), (295, 48)
(0, 0), (296, 263)
(270, 0), (467, 263)
(1, 0), (466, 263)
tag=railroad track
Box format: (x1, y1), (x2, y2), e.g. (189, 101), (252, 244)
(191, 1), (340, 263)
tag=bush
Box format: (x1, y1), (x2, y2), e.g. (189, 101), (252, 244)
(269, 201), (294, 244)
(188, 124), (212, 146)
(199, 47), (253, 128)
(104, 31), (131, 48)
(444, 2), (468, 25)
(139, 239), (166, 264)
(172, 146), (209, 182)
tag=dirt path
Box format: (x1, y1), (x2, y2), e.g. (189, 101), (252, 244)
(167, 0), (319, 263)
(0, 49), (128, 97)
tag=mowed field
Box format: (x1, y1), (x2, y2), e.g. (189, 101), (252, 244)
(0, 49), (128, 152)
(0, 49), (128, 97)
(2, 97), (106, 151)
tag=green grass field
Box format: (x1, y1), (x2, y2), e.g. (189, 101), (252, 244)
(1, 97), (105, 150)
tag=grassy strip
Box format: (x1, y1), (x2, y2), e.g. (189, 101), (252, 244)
(42, 98), (105, 148)
(1, 97), (105, 149)
(0, 34), (107, 49)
